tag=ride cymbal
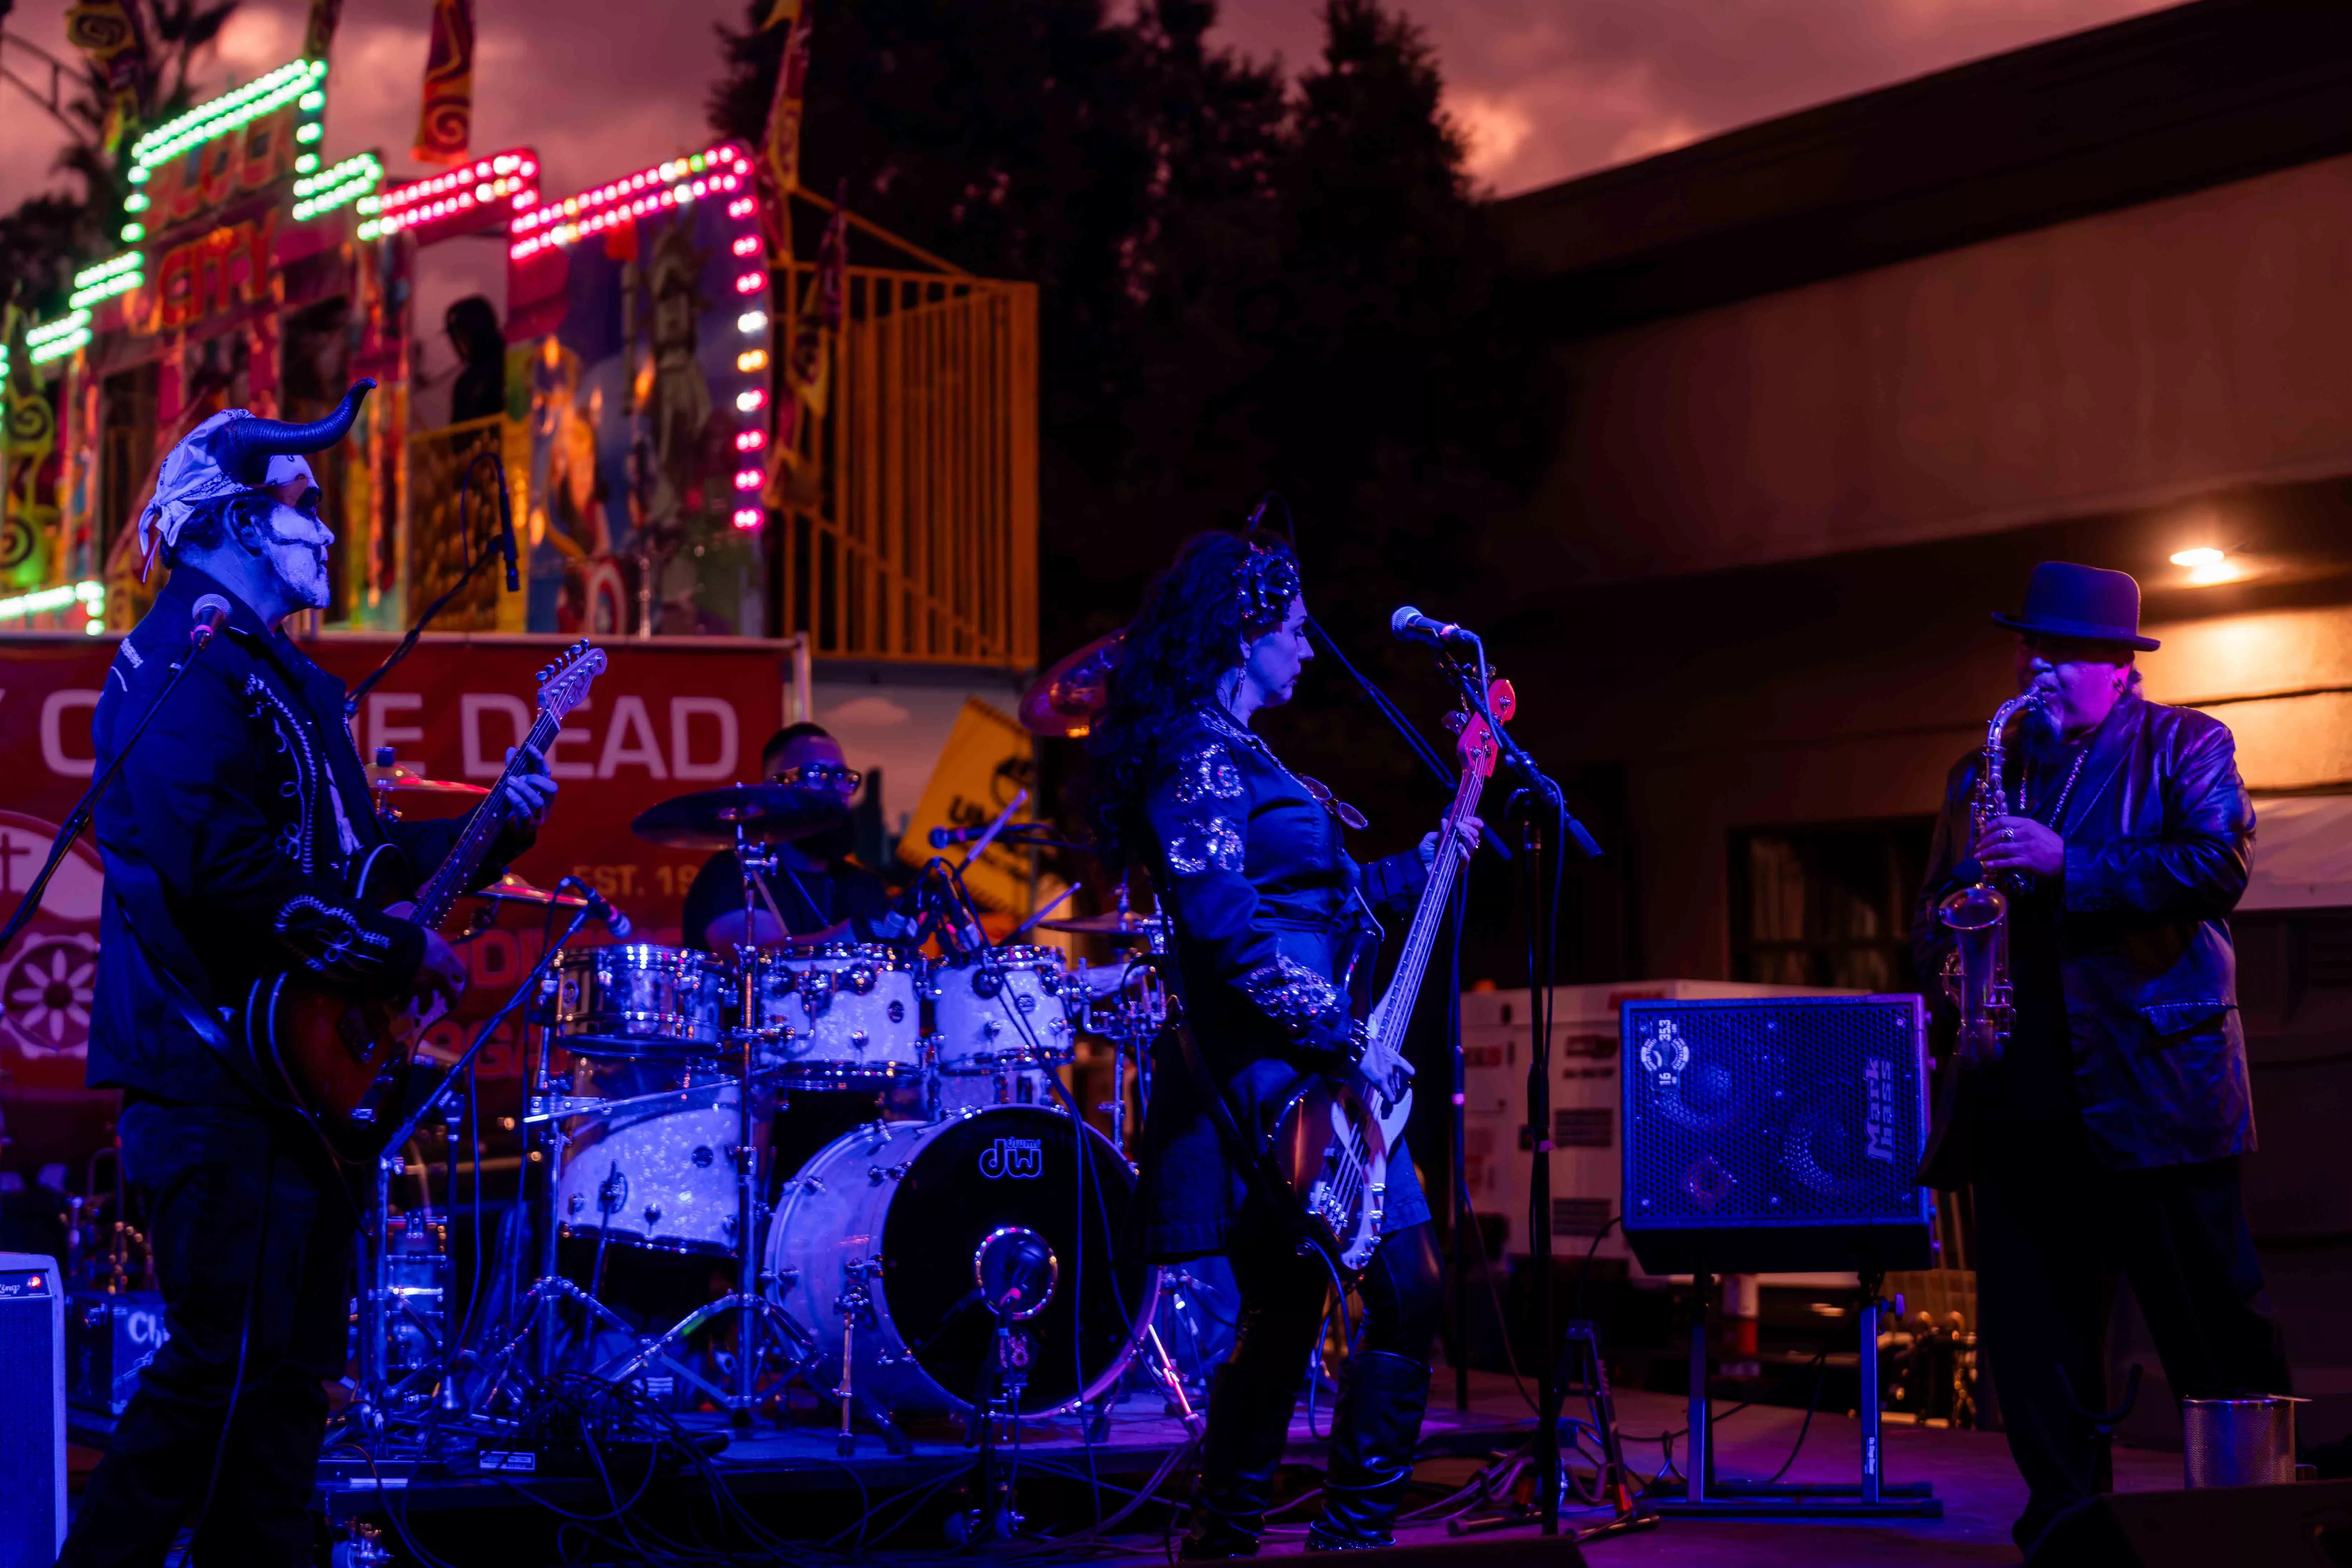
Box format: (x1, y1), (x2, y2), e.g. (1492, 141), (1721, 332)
(630, 783), (851, 851)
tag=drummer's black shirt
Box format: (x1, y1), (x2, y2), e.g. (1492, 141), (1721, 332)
(680, 849), (894, 951)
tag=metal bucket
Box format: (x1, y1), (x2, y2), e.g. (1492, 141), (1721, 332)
(2182, 1397), (2301, 1488)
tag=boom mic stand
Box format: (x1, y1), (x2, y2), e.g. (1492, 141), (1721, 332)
(1432, 641), (1600, 1540)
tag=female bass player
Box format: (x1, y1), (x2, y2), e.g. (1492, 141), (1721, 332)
(1089, 530), (1479, 1556)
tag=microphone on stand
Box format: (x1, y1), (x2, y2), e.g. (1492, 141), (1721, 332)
(1390, 606), (1477, 649)
(491, 455), (520, 593)
(578, 886), (632, 940)
(189, 594), (232, 649)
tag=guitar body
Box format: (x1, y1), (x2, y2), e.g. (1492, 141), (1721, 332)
(239, 641), (604, 1170)
(1269, 1072), (1413, 1274)
(256, 977), (443, 1164)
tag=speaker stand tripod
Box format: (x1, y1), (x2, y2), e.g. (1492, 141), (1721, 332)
(1651, 1269), (1942, 1519)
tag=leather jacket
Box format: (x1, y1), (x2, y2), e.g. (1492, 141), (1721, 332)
(90, 568), (531, 1107)
(1914, 690), (2255, 1170)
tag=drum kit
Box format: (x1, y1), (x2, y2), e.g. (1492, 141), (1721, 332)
(350, 738), (1219, 1457)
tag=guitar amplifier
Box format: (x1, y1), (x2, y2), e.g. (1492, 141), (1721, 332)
(1620, 997), (1934, 1275)
(0, 1253), (66, 1568)
(69, 1289), (170, 1416)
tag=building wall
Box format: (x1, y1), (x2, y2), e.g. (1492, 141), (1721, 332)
(1497, 518), (2352, 985)
(1518, 152), (2352, 586)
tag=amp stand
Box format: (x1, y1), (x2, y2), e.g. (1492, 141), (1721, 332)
(1653, 1268), (1941, 1519)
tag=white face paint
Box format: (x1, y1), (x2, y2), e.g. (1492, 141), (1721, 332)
(254, 457), (334, 611)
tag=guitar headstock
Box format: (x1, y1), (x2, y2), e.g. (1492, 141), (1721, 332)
(1454, 678), (1515, 781)
(536, 640), (607, 721)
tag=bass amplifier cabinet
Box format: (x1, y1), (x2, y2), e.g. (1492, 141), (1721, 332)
(1620, 996), (1934, 1275)
(0, 1253), (66, 1567)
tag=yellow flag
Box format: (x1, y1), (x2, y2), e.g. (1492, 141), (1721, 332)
(898, 697), (1041, 914)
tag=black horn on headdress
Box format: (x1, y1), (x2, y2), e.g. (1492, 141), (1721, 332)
(207, 379), (377, 484)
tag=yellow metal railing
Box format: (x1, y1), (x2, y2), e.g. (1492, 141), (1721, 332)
(404, 412), (527, 633)
(773, 264), (1038, 669)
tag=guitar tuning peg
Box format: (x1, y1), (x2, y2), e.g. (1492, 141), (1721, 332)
(1444, 712), (1469, 734)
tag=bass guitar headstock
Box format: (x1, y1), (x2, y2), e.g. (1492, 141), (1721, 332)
(1451, 677), (1515, 781)
(537, 640), (606, 722)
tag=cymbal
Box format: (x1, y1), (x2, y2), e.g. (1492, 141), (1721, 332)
(1018, 630), (1123, 738)
(369, 762), (491, 798)
(1035, 908), (1168, 944)
(630, 783), (851, 851)
(470, 871), (588, 909)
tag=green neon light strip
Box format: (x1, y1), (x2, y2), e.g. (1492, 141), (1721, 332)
(131, 59), (325, 171)
(0, 581), (104, 620)
(73, 252), (141, 288)
(68, 270), (143, 311)
(293, 152), (381, 199)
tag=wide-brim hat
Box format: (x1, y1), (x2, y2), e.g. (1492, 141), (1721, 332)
(1991, 561), (2159, 651)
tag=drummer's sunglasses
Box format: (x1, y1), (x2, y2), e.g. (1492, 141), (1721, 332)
(772, 762), (863, 794)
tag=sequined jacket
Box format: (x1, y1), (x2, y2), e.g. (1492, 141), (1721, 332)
(89, 568), (530, 1107)
(1133, 706), (1429, 1258)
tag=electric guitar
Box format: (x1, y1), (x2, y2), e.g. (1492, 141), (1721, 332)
(1268, 677), (1514, 1274)
(249, 640), (605, 1164)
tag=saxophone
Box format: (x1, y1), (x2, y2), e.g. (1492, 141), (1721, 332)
(1936, 694), (2040, 1069)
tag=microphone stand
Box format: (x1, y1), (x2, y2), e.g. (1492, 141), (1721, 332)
(0, 623), (228, 961)
(346, 452), (515, 715)
(1431, 642), (1598, 1540)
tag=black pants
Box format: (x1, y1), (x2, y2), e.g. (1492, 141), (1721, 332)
(1974, 1128), (2290, 1550)
(61, 1099), (352, 1568)
(1224, 1215), (1444, 1417)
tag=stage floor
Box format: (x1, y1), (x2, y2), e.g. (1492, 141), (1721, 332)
(75, 1369), (2183, 1563)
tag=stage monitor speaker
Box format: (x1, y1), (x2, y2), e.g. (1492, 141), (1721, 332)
(2026, 1478), (2352, 1566)
(0, 1253), (66, 1568)
(1620, 996), (1934, 1275)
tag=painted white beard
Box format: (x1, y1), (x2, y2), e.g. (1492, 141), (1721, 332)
(263, 503), (332, 610)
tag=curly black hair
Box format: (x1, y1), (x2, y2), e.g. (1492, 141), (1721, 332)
(1085, 530), (1301, 868)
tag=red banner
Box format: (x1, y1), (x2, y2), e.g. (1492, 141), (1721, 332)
(412, 0), (475, 166)
(0, 633), (795, 1093)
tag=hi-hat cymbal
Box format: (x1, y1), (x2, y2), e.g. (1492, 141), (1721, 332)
(369, 762), (491, 798)
(1035, 908), (1168, 945)
(630, 783), (851, 851)
(470, 871), (588, 909)
(1018, 630), (1124, 738)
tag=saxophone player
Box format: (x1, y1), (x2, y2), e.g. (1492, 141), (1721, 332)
(1914, 562), (2289, 1553)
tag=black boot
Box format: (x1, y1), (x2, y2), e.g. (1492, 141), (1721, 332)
(1180, 1358), (1302, 1558)
(1305, 1351), (1431, 1552)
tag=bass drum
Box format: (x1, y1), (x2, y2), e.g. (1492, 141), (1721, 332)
(766, 1106), (1156, 1417)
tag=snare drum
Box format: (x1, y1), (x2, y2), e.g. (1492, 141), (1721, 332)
(749, 943), (926, 1085)
(549, 945), (731, 1057)
(932, 947), (1078, 1075)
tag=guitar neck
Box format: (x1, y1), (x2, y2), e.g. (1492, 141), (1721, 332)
(1368, 761), (1491, 1052)
(410, 708), (557, 930)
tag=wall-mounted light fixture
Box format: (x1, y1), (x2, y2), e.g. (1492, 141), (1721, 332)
(2171, 546), (2242, 586)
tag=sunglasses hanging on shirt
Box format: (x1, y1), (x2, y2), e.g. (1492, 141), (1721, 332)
(1297, 774), (1369, 831)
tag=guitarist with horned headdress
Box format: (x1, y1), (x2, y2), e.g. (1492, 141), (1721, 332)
(1088, 530), (1482, 1557)
(62, 383), (557, 1568)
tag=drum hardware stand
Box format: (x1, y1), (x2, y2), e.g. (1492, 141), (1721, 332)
(348, 900), (598, 1442)
(949, 1297), (1033, 1547)
(598, 827), (912, 1449)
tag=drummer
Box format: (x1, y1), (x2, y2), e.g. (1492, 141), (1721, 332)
(679, 723), (910, 951)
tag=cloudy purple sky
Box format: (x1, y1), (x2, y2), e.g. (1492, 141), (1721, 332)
(5, 0), (2176, 214)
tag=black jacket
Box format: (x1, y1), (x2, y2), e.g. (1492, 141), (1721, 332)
(89, 569), (526, 1106)
(1913, 690), (2255, 1171)
(1133, 706), (1429, 1258)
